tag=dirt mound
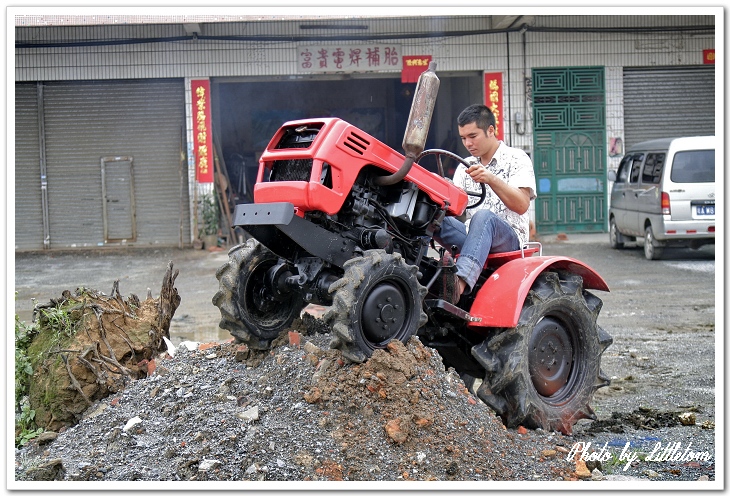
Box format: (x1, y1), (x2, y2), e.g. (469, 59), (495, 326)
(15, 319), (580, 482)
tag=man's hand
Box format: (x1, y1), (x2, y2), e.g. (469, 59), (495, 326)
(466, 163), (530, 215)
(466, 163), (492, 184)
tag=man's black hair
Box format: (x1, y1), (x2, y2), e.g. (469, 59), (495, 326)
(457, 104), (496, 134)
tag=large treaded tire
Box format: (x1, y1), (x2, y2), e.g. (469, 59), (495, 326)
(213, 240), (306, 350)
(473, 271), (612, 435)
(325, 250), (427, 363)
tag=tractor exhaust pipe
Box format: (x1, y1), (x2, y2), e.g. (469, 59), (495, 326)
(375, 61), (440, 186)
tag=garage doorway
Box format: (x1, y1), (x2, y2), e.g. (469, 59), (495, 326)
(211, 74), (481, 204)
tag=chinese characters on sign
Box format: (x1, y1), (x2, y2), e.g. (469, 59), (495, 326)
(703, 49), (715, 64)
(298, 44), (401, 73)
(484, 72), (504, 139)
(401, 55), (432, 83)
(191, 79), (214, 183)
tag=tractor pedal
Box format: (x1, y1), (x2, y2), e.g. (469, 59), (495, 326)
(424, 299), (481, 322)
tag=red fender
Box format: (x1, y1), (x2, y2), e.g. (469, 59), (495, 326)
(467, 256), (610, 329)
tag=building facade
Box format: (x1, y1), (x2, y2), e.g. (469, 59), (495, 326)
(14, 12), (718, 250)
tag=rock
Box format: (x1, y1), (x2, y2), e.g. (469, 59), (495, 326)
(591, 468), (604, 481)
(541, 449), (557, 458)
(679, 412), (696, 426)
(303, 387), (322, 404)
(645, 469), (660, 478)
(198, 342), (218, 351)
(445, 461), (459, 476)
(517, 426), (528, 435)
(245, 462), (267, 474)
(36, 431), (59, 445)
(385, 417), (409, 444)
(294, 452), (314, 467)
(198, 459), (221, 471)
(574, 459), (592, 479)
(234, 344), (250, 362)
(303, 341), (324, 356)
(236, 406), (259, 422)
(697, 475), (710, 481)
(288, 331), (301, 348)
(123, 416), (142, 432)
(311, 358), (332, 383)
(25, 458), (65, 481)
(179, 341), (200, 351)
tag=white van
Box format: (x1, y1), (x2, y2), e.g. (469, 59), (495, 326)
(608, 136), (715, 260)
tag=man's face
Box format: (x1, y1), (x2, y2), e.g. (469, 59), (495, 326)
(458, 122), (495, 158)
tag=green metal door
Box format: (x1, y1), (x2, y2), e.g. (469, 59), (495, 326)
(532, 67), (606, 234)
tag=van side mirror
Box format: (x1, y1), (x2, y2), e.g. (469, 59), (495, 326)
(608, 170), (617, 182)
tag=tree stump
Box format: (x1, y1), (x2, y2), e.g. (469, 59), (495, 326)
(25, 262), (180, 432)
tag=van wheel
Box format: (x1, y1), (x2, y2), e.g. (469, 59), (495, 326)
(644, 226), (664, 260)
(609, 217), (624, 249)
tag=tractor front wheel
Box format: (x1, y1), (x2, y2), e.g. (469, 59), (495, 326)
(213, 240), (306, 349)
(326, 250), (427, 363)
(473, 271), (612, 435)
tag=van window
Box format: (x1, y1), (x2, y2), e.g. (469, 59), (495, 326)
(629, 154), (644, 184)
(641, 153), (665, 184)
(670, 149), (715, 183)
(615, 155), (632, 183)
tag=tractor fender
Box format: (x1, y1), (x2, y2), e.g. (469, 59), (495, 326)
(467, 255), (609, 329)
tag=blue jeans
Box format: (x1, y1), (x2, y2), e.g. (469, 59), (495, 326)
(435, 209), (520, 293)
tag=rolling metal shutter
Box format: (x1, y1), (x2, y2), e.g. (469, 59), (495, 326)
(39, 79), (189, 249)
(15, 84), (46, 250)
(623, 66), (715, 148)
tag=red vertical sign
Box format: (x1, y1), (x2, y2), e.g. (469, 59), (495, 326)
(401, 55), (432, 83)
(191, 79), (214, 183)
(484, 73), (504, 139)
(703, 49), (715, 64)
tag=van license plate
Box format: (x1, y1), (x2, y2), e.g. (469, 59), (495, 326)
(696, 205), (715, 216)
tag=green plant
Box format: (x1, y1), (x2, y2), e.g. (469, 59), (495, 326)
(198, 192), (220, 237)
(16, 398), (43, 447)
(37, 305), (78, 343)
(15, 312), (42, 447)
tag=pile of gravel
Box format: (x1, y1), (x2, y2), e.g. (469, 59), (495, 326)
(15, 317), (584, 484)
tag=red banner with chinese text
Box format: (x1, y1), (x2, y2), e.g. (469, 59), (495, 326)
(484, 72), (504, 139)
(402, 55), (432, 83)
(703, 49), (715, 64)
(191, 79), (214, 183)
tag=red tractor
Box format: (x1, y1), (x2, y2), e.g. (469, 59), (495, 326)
(213, 64), (612, 435)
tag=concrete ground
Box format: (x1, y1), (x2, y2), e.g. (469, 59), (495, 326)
(12, 232), (609, 345)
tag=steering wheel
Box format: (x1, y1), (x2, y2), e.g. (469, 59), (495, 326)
(416, 148), (486, 210)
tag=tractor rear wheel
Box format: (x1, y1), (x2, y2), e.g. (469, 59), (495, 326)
(213, 240), (306, 349)
(473, 271), (612, 435)
(326, 250), (427, 363)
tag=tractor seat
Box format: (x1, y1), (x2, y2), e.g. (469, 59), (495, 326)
(485, 242), (542, 268)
